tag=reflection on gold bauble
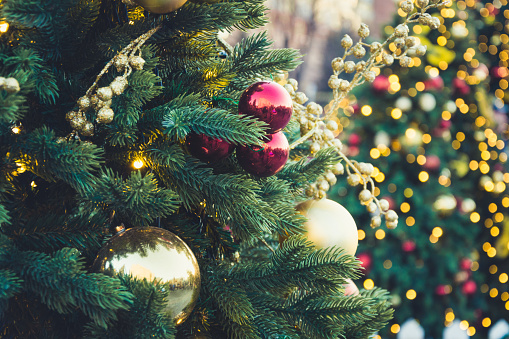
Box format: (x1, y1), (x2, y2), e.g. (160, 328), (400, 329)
(433, 194), (457, 216)
(93, 227), (200, 325)
(297, 199), (358, 256)
(133, 0), (187, 14)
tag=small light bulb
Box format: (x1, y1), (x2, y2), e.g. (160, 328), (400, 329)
(31, 181), (37, 188)
(11, 126), (20, 134)
(133, 160), (144, 169)
(0, 22), (9, 33)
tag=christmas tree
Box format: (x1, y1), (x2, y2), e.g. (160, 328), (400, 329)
(0, 0), (417, 337)
(333, 0), (509, 337)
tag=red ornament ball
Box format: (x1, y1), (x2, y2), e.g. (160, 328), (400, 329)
(348, 133), (361, 146)
(460, 258), (472, 271)
(236, 131), (289, 177)
(402, 240), (416, 252)
(423, 155), (441, 171)
(238, 81), (293, 134)
(462, 280), (477, 295)
(357, 252), (372, 274)
(435, 284), (448, 296)
(424, 76), (444, 91)
(452, 77), (471, 95)
(186, 133), (234, 163)
(372, 75), (390, 93)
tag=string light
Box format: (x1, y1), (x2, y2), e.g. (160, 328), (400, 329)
(132, 160), (144, 169)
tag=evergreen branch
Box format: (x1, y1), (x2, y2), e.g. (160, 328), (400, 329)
(277, 148), (342, 193)
(343, 288), (394, 339)
(162, 105), (268, 145)
(0, 269), (22, 315)
(0, 203), (10, 226)
(82, 169), (180, 226)
(205, 269), (256, 326)
(9, 247), (134, 328)
(144, 139), (186, 172)
(84, 275), (176, 339)
(15, 127), (103, 193)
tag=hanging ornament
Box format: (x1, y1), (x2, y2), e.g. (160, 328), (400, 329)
(435, 284), (451, 296)
(401, 240), (416, 252)
(460, 198), (476, 214)
(238, 81), (293, 134)
(433, 194), (457, 216)
(372, 75), (390, 93)
(395, 96), (412, 111)
(131, 0), (188, 14)
(348, 133), (361, 146)
(296, 199), (358, 256)
(452, 77), (470, 96)
(344, 278), (360, 296)
(443, 100), (457, 113)
(374, 131), (391, 147)
(93, 226), (201, 324)
(357, 252), (372, 274)
(459, 258), (472, 271)
(236, 131), (289, 177)
(422, 155), (440, 171)
(423, 75), (444, 91)
(461, 280), (477, 295)
(185, 133), (234, 163)
(473, 64), (489, 81)
(418, 92), (436, 112)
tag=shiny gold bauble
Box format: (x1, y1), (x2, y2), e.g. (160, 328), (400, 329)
(133, 0), (188, 14)
(93, 226), (200, 325)
(297, 199), (358, 256)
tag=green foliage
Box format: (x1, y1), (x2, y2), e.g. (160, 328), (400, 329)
(84, 275), (176, 339)
(0, 236), (134, 329)
(278, 147), (342, 196)
(14, 127), (103, 193)
(163, 104), (268, 145)
(82, 170), (180, 227)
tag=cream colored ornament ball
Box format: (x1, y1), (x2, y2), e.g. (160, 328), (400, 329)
(133, 0), (187, 14)
(297, 199), (358, 256)
(93, 226), (201, 325)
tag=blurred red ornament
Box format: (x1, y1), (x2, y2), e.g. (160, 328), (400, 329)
(452, 77), (471, 96)
(357, 252), (372, 274)
(439, 119), (451, 129)
(460, 258), (472, 271)
(348, 133), (361, 146)
(348, 146), (359, 157)
(424, 76), (444, 91)
(236, 131), (289, 177)
(351, 103), (360, 114)
(238, 81), (293, 134)
(435, 284), (448, 296)
(492, 66), (509, 78)
(402, 240), (416, 252)
(186, 133), (234, 163)
(344, 278), (360, 296)
(423, 155), (441, 171)
(462, 280), (477, 295)
(372, 75), (390, 92)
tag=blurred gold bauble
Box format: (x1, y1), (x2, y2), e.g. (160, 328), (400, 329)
(93, 226), (200, 325)
(433, 194), (457, 216)
(297, 199), (358, 256)
(133, 0), (187, 14)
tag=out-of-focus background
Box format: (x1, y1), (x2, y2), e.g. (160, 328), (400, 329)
(228, 0), (509, 338)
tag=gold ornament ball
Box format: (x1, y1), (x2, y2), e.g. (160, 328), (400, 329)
(297, 199), (358, 256)
(93, 226), (201, 325)
(133, 0), (187, 14)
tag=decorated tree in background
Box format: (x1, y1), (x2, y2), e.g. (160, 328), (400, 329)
(0, 0), (455, 337)
(332, 0), (509, 337)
